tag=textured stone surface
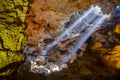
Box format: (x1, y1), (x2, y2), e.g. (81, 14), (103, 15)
(25, 0), (99, 45)
(114, 24), (120, 34)
(25, 0), (120, 47)
(89, 32), (120, 69)
(14, 0), (120, 80)
(0, 51), (24, 76)
(0, 0), (120, 79)
(103, 45), (120, 69)
(0, 0), (28, 76)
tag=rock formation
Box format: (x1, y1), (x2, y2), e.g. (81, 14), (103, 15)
(0, 0), (28, 76)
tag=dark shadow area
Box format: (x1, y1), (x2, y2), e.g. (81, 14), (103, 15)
(0, 61), (24, 80)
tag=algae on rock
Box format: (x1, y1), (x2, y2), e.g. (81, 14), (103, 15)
(0, 0), (28, 76)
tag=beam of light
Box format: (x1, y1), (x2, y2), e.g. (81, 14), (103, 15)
(69, 15), (107, 59)
(40, 5), (94, 56)
(29, 5), (110, 75)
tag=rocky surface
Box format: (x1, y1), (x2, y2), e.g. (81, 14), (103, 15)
(25, 0), (120, 52)
(22, 24), (120, 80)
(1, 0), (120, 80)
(114, 24), (120, 34)
(25, 0), (100, 46)
(0, 0), (28, 77)
(20, 0), (120, 80)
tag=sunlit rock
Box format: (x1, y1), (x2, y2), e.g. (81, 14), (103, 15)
(24, 5), (110, 75)
(25, 0), (100, 46)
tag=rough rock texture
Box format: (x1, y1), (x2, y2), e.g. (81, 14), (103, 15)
(25, 0), (120, 49)
(89, 33), (120, 69)
(89, 23), (120, 69)
(114, 24), (120, 34)
(0, 0), (120, 79)
(103, 45), (120, 69)
(16, 53), (119, 80)
(18, 0), (120, 80)
(0, 0), (28, 76)
(25, 0), (99, 46)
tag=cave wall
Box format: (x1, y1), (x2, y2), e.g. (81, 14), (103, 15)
(0, 0), (29, 76)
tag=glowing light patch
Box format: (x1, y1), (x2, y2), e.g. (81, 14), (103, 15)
(24, 5), (110, 75)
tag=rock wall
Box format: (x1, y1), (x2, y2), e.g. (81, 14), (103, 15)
(25, 0), (99, 46)
(0, 0), (120, 79)
(0, 0), (28, 76)
(25, 0), (120, 47)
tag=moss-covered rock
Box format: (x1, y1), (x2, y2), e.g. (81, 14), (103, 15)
(0, 0), (28, 76)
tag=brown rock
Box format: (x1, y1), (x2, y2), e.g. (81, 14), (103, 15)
(25, 0), (99, 45)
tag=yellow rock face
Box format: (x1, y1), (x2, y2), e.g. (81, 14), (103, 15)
(91, 42), (103, 50)
(114, 24), (120, 35)
(0, 0), (28, 76)
(103, 45), (120, 69)
(89, 42), (120, 69)
(0, 51), (25, 76)
(90, 42), (108, 57)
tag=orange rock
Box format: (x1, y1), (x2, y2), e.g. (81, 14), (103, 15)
(103, 45), (120, 69)
(90, 42), (120, 69)
(113, 45), (120, 52)
(114, 24), (120, 34)
(89, 42), (108, 58)
(91, 42), (103, 50)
